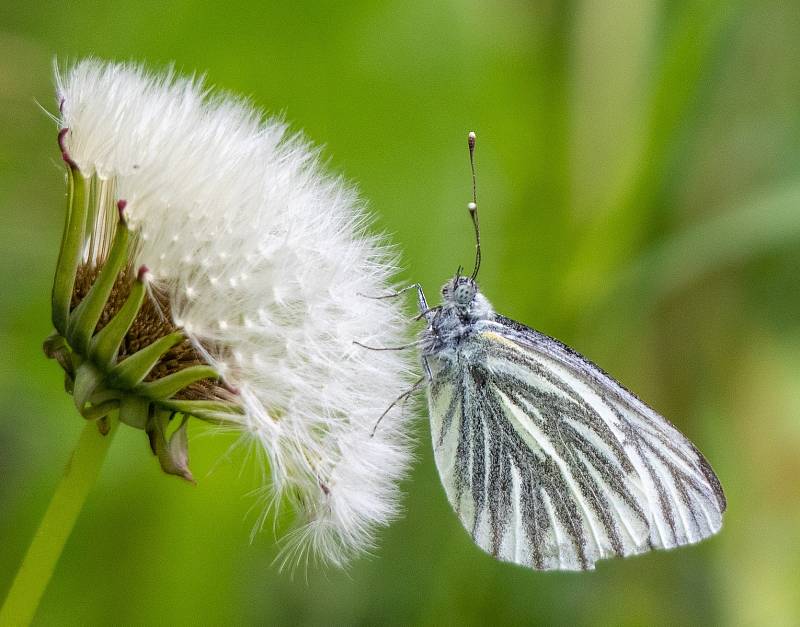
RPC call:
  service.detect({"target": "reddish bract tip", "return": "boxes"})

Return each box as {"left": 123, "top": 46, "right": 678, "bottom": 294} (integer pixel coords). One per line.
{"left": 57, "top": 128, "right": 69, "bottom": 151}
{"left": 117, "top": 199, "right": 128, "bottom": 223}
{"left": 222, "top": 379, "right": 240, "bottom": 395}
{"left": 137, "top": 265, "right": 150, "bottom": 281}
{"left": 58, "top": 128, "right": 78, "bottom": 170}
{"left": 62, "top": 153, "right": 78, "bottom": 170}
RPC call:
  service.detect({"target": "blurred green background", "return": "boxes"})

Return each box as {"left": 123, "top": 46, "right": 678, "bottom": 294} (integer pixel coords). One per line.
{"left": 1, "top": 1, "right": 799, "bottom": 625}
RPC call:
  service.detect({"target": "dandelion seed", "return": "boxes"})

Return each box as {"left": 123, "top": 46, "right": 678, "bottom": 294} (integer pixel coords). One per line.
{"left": 48, "top": 59, "right": 414, "bottom": 567}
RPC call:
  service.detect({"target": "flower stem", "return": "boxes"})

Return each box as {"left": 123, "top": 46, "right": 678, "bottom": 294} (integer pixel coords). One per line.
{"left": 0, "top": 418, "right": 118, "bottom": 626}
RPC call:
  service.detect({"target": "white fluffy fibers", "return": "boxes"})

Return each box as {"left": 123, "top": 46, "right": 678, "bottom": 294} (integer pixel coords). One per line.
{"left": 55, "top": 59, "right": 415, "bottom": 567}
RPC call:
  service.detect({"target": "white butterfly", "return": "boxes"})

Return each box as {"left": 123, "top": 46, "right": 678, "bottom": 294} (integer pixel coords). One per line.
{"left": 406, "top": 132, "right": 725, "bottom": 571}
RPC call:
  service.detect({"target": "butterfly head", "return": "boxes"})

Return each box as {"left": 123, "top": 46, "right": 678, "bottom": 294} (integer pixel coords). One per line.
{"left": 447, "top": 275, "right": 477, "bottom": 306}
{"left": 441, "top": 275, "right": 493, "bottom": 322}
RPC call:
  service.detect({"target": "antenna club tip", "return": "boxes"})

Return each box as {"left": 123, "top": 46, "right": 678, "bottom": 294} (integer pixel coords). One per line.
{"left": 468, "top": 202, "right": 477, "bottom": 211}
{"left": 468, "top": 131, "right": 476, "bottom": 149}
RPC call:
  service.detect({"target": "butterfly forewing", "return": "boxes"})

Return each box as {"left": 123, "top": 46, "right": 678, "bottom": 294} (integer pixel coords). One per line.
{"left": 427, "top": 314, "right": 726, "bottom": 571}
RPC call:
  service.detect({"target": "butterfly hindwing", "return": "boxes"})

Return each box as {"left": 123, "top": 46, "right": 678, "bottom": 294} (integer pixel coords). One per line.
{"left": 427, "top": 314, "right": 726, "bottom": 571}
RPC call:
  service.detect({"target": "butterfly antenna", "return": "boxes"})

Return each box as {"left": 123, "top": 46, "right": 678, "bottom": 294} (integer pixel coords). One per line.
{"left": 467, "top": 131, "right": 481, "bottom": 280}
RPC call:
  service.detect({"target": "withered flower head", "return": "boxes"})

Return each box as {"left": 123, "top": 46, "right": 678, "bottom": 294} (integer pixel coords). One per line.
{"left": 46, "top": 59, "right": 414, "bottom": 567}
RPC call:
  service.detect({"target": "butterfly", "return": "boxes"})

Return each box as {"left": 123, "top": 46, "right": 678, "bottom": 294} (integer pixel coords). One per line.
{"left": 403, "top": 132, "right": 726, "bottom": 571}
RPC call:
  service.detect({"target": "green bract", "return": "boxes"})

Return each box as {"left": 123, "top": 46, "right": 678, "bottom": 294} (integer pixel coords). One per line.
{"left": 45, "top": 130, "right": 241, "bottom": 482}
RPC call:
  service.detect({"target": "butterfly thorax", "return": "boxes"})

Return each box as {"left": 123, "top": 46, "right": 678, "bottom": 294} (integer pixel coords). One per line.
{"left": 421, "top": 276, "right": 494, "bottom": 360}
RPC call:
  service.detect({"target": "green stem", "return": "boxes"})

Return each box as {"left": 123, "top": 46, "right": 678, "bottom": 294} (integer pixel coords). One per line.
{"left": 0, "top": 418, "right": 118, "bottom": 626}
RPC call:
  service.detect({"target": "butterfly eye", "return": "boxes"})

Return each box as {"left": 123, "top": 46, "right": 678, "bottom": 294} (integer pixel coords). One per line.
{"left": 453, "top": 283, "right": 475, "bottom": 305}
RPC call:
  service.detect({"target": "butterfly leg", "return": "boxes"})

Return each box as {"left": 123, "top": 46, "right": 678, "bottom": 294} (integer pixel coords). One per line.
{"left": 353, "top": 284, "right": 430, "bottom": 351}
{"left": 414, "top": 283, "right": 428, "bottom": 310}
{"left": 413, "top": 285, "right": 440, "bottom": 324}
{"left": 357, "top": 282, "right": 423, "bottom": 300}
{"left": 370, "top": 375, "right": 426, "bottom": 437}
{"left": 422, "top": 356, "right": 433, "bottom": 382}
{"left": 353, "top": 339, "right": 423, "bottom": 351}
{"left": 357, "top": 283, "right": 436, "bottom": 323}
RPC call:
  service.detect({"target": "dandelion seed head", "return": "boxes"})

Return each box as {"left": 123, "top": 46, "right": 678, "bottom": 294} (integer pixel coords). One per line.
{"left": 56, "top": 58, "right": 415, "bottom": 567}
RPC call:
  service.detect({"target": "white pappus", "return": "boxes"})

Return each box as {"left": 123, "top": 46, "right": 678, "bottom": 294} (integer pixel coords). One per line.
{"left": 54, "top": 59, "right": 415, "bottom": 568}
